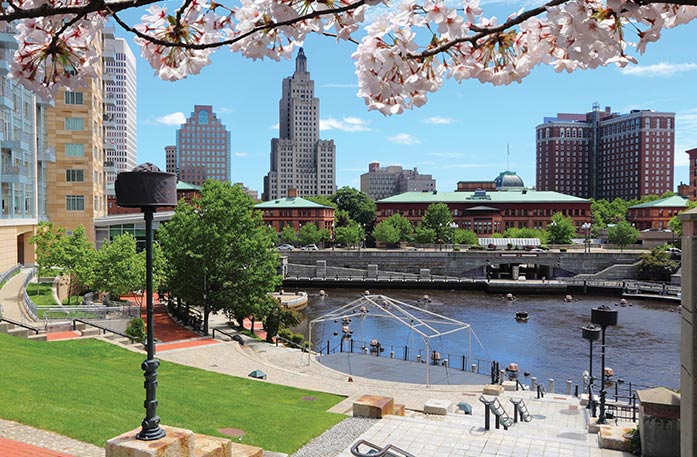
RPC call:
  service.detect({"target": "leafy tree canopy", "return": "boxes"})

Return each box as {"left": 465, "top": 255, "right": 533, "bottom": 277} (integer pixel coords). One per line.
{"left": 330, "top": 187, "right": 376, "bottom": 229}
{"left": 421, "top": 203, "right": 453, "bottom": 243}
{"left": 546, "top": 213, "right": 576, "bottom": 245}
{"left": 607, "top": 220, "right": 640, "bottom": 251}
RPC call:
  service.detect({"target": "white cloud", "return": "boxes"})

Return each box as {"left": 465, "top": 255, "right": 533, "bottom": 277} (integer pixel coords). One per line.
{"left": 270, "top": 123, "right": 279, "bottom": 130}
{"left": 320, "top": 117, "right": 371, "bottom": 132}
{"left": 620, "top": 62, "right": 697, "bottom": 77}
{"left": 234, "top": 151, "right": 248, "bottom": 157}
{"left": 154, "top": 112, "right": 186, "bottom": 125}
{"left": 430, "top": 152, "right": 464, "bottom": 159}
{"left": 425, "top": 116, "right": 455, "bottom": 125}
{"left": 388, "top": 133, "right": 421, "bottom": 145}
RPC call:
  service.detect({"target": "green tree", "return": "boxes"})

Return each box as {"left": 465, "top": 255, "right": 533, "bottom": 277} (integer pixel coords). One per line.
{"left": 261, "top": 296, "right": 302, "bottom": 343}
{"left": 607, "top": 220, "right": 639, "bottom": 252}
{"left": 280, "top": 225, "right": 298, "bottom": 245}
{"left": 303, "top": 195, "right": 337, "bottom": 208}
{"left": 61, "top": 225, "right": 97, "bottom": 305}
{"left": 298, "top": 223, "right": 321, "bottom": 246}
{"left": 125, "top": 317, "right": 146, "bottom": 343}
{"left": 92, "top": 233, "right": 143, "bottom": 301}
{"left": 453, "top": 229, "right": 477, "bottom": 245}
{"left": 668, "top": 200, "right": 697, "bottom": 237}
{"left": 373, "top": 220, "right": 401, "bottom": 246}
{"left": 384, "top": 214, "right": 413, "bottom": 242}
{"left": 638, "top": 247, "right": 678, "bottom": 282}
{"left": 159, "top": 181, "right": 282, "bottom": 334}
{"left": 330, "top": 187, "right": 376, "bottom": 228}
{"left": 503, "top": 227, "right": 547, "bottom": 243}
{"left": 414, "top": 225, "right": 436, "bottom": 244}
{"left": 29, "top": 221, "right": 66, "bottom": 282}
{"left": 421, "top": 203, "right": 453, "bottom": 243}
{"left": 334, "top": 222, "right": 362, "bottom": 247}
{"left": 545, "top": 213, "right": 576, "bottom": 245}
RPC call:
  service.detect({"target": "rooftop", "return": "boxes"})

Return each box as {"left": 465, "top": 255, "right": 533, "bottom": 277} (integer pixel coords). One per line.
{"left": 629, "top": 195, "right": 688, "bottom": 209}
{"left": 255, "top": 196, "right": 333, "bottom": 209}
{"left": 377, "top": 190, "right": 589, "bottom": 204}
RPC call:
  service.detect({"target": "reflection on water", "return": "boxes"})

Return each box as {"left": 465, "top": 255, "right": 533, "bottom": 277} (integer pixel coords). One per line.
{"left": 297, "top": 288, "right": 680, "bottom": 389}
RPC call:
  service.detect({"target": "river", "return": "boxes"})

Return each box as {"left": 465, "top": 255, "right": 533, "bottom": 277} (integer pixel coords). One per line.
{"left": 297, "top": 288, "right": 681, "bottom": 389}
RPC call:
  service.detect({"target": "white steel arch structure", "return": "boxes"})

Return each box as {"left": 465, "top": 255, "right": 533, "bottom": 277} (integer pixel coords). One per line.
{"left": 309, "top": 294, "right": 474, "bottom": 387}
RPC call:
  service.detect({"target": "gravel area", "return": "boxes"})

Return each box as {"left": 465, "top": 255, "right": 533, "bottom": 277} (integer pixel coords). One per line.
{"left": 290, "top": 417, "right": 378, "bottom": 457}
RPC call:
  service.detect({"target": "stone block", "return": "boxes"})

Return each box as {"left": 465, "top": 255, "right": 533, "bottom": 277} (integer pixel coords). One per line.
{"left": 502, "top": 380, "right": 517, "bottom": 391}
{"left": 424, "top": 399, "right": 451, "bottom": 415}
{"left": 228, "top": 443, "right": 264, "bottom": 457}
{"left": 0, "top": 322, "right": 10, "bottom": 333}
{"left": 483, "top": 384, "right": 504, "bottom": 396}
{"left": 353, "top": 395, "right": 394, "bottom": 418}
{"left": 106, "top": 426, "right": 194, "bottom": 457}
{"left": 28, "top": 333, "right": 48, "bottom": 342}
{"left": 81, "top": 328, "right": 102, "bottom": 337}
{"left": 8, "top": 328, "right": 29, "bottom": 338}
{"left": 391, "top": 404, "right": 405, "bottom": 416}
{"left": 598, "top": 425, "right": 634, "bottom": 452}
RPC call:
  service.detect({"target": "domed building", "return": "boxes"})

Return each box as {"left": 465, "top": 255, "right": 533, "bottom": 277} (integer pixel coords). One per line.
{"left": 495, "top": 171, "right": 525, "bottom": 191}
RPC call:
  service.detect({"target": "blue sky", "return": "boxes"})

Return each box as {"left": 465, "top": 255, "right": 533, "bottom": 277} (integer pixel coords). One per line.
{"left": 117, "top": 8, "right": 697, "bottom": 196}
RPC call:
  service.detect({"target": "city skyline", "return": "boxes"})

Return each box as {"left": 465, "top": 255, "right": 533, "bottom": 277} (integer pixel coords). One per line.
{"left": 121, "top": 17, "right": 697, "bottom": 196}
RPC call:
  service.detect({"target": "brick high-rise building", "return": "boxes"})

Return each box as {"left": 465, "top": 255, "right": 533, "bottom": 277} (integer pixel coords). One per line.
{"left": 175, "top": 105, "right": 231, "bottom": 186}
{"left": 360, "top": 162, "right": 436, "bottom": 201}
{"left": 685, "top": 147, "right": 697, "bottom": 200}
{"left": 263, "top": 48, "right": 336, "bottom": 200}
{"left": 536, "top": 103, "right": 675, "bottom": 200}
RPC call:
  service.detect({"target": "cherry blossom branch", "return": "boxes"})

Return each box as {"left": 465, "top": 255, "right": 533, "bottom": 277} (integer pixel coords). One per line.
{"left": 0, "top": 0, "right": 161, "bottom": 21}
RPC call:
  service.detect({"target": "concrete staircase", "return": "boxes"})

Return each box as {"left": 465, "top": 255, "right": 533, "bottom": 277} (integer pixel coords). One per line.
{"left": 0, "top": 321, "right": 42, "bottom": 340}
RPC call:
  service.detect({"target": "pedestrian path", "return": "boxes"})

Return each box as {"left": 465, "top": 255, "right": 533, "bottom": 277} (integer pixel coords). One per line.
{"left": 0, "top": 419, "right": 103, "bottom": 457}
{"left": 0, "top": 268, "right": 34, "bottom": 323}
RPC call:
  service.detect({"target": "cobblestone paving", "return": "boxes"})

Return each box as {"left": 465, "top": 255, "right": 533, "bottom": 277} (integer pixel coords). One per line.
{"left": 0, "top": 419, "right": 104, "bottom": 457}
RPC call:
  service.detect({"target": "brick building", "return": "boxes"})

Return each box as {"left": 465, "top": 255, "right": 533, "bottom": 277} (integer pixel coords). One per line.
{"left": 627, "top": 195, "right": 688, "bottom": 231}
{"left": 107, "top": 181, "right": 200, "bottom": 215}
{"left": 255, "top": 188, "right": 334, "bottom": 233}
{"left": 376, "top": 190, "right": 591, "bottom": 236}
{"left": 536, "top": 103, "right": 675, "bottom": 200}
{"left": 684, "top": 147, "right": 697, "bottom": 200}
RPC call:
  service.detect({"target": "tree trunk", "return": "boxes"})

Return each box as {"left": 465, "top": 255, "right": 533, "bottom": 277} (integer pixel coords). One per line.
{"left": 203, "top": 304, "right": 210, "bottom": 335}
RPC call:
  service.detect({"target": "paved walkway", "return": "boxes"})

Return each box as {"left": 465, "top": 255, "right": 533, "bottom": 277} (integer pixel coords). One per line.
{"left": 0, "top": 268, "right": 34, "bottom": 323}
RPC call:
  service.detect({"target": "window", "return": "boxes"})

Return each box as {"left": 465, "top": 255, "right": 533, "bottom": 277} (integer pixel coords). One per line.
{"left": 65, "top": 117, "right": 84, "bottom": 130}
{"left": 64, "top": 91, "right": 84, "bottom": 105}
{"left": 66, "top": 195, "right": 85, "bottom": 211}
{"left": 65, "top": 143, "right": 85, "bottom": 157}
{"left": 66, "top": 169, "right": 84, "bottom": 182}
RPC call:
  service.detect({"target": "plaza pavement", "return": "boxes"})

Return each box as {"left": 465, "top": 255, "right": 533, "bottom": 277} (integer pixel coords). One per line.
{"left": 1, "top": 274, "right": 635, "bottom": 457}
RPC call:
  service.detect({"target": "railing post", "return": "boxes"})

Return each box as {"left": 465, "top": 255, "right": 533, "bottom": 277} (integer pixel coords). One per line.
{"left": 632, "top": 394, "right": 637, "bottom": 422}
{"left": 326, "top": 340, "right": 330, "bottom": 355}
{"left": 484, "top": 404, "right": 490, "bottom": 430}
{"left": 404, "top": 345, "right": 408, "bottom": 361}
{"left": 462, "top": 355, "right": 466, "bottom": 371}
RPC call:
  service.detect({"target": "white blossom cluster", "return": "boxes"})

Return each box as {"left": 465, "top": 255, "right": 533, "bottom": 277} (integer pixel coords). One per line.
{"left": 5, "top": 0, "right": 697, "bottom": 113}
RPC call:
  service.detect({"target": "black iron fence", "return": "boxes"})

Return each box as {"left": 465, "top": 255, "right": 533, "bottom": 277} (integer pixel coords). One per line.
{"left": 313, "top": 337, "right": 494, "bottom": 378}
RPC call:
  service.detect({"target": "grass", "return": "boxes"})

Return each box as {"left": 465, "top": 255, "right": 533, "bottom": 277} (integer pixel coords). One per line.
{"left": 24, "top": 283, "right": 59, "bottom": 306}
{"left": 0, "top": 334, "right": 345, "bottom": 453}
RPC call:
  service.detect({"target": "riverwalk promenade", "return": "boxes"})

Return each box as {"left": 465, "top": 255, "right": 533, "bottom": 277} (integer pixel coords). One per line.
{"left": 1, "top": 270, "right": 635, "bottom": 457}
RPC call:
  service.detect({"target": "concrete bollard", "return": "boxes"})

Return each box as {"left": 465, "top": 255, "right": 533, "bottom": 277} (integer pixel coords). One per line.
{"left": 548, "top": 379, "right": 555, "bottom": 393}
{"left": 531, "top": 377, "right": 537, "bottom": 390}
{"left": 566, "top": 379, "right": 573, "bottom": 395}
{"left": 416, "top": 355, "right": 421, "bottom": 363}
{"left": 471, "top": 364, "right": 477, "bottom": 373}
{"left": 390, "top": 351, "right": 395, "bottom": 359}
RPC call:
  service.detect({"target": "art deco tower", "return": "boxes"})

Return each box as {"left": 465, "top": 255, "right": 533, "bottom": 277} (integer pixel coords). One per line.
{"left": 263, "top": 48, "right": 336, "bottom": 200}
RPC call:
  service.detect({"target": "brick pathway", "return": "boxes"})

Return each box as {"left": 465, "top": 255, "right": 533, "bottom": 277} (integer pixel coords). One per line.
{"left": 0, "top": 437, "right": 75, "bottom": 457}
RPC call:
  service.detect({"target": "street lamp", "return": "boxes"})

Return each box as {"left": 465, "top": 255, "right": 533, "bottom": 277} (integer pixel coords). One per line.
{"left": 590, "top": 305, "right": 618, "bottom": 425}
{"left": 581, "top": 324, "right": 601, "bottom": 412}
{"left": 582, "top": 222, "right": 592, "bottom": 253}
{"left": 115, "top": 164, "right": 177, "bottom": 441}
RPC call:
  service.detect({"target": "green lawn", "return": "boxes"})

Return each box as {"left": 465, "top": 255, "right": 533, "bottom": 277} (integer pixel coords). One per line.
{"left": 0, "top": 334, "right": 345, "bottom": 453}
{"left": 24, "top": 283, "right": 59, "bottom": 306}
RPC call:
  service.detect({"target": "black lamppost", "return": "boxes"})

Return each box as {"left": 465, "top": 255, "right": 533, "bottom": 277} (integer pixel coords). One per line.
{"left": 582, "top": 222, "right": 592, "bottom": 253}
{"left": 581, "top": 324, "right": 601, "bottom": 412}
{"left": 590, "top": 305, "right": 618, "bottom": 424}
{"left": 115, "top": 164, "right": 177, "bottom": 441}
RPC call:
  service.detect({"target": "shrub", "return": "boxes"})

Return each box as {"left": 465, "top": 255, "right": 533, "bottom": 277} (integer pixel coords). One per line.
{"left": 559, "top": 248, "right": 567, "bottom": 252}
{"left": 278, "top": 328, "right": 293, "bottom": 341}
{"left": 125, "top": 317, "right": 146, "bottom": 343}
{"left": 627, "top": 426, "right": 641, "bottom": 456}
{"left": 453, "top": 246, "right": 461, "bottom": 251}
{"left": 291, "top": 333, "right": 304, "bottom": 345}
{"left": 470, "top": 245, "right": 485, "bottom": 250}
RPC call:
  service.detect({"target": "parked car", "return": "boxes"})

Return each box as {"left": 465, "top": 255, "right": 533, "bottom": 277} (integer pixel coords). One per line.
{"left": 277, "top": 244, "right": 294, "bottom": 251}
{"left": 301, "top": 244, "right": 319, "bottom": 251}
{"left": 530, "top": 248, "right": 545, "bottom": 252}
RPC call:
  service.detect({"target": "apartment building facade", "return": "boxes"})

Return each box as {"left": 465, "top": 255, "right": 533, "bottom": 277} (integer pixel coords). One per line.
{"left": 263, "top": 48, "right": 336, "bottom": 200}
{"left": 360, "top": 162, "right": 436, "bottom": 200}
{"left": 536, "top": 103, "right": 675, "bottom": 200}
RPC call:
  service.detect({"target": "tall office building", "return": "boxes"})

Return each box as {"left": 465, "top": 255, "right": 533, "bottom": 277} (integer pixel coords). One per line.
{"left": 174, "top": 105, "right": 231, "bottom": 186}
{"left": 165, "top": 145, "right": 177, "bottom": 175}
{"left": 103, "top": 28, "right": 137, "bottom": 190}
{"left": 45, "top": 31, "right": 110, "bottom": 243}
{"left": 360, "top": 162, "right": 436, "bottom": 201}
{"left": 263, "top": 48, "right": 336, "bottom": 200}
{"left": 0, "top": 24, "right": 53, "bottom": 269}
{"left": 536, "top": 103, "right": 675, "bottom": 200}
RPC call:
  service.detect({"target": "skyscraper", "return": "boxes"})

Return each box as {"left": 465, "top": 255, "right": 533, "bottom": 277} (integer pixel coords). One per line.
{"left": 536, "top": 104, "right": 675, "bottom": 200}
{"left": 263, "top": 48, "right": 336, "bottom": 200}
{"left": 360, "top": 162, "right": 436, "bottom": 201}
{"left": 175, "top": 105, "right": 231, "bottom": 186}
{"left": 103, "top": 28, "right": 137, "bottom": 190}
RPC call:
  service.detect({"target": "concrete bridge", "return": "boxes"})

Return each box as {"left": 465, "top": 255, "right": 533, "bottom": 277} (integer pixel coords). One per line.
{"left": 283, "top": 249, "right": 643, "bottom": 280}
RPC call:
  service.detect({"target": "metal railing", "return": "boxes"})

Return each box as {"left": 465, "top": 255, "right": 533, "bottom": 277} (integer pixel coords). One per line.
{"left": 71, "top": 318, "right": 139, "bottom": 343}
{"left": 350, "top": 440, "right": 415, "bottom": 457}
{"left": 314, "top": 337, "right": 493, "bottom": 377}
{"left": 22, "top": 268, "right": 38, "bottom": 320}
{"left": 34, "top": 304, "right": 140, "bottom": 320}
{"left": 0, "top": 264, "right": 21, "bottom": 288}
{"left": 0, "top": 316, "right": 40, "bottom": 334}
